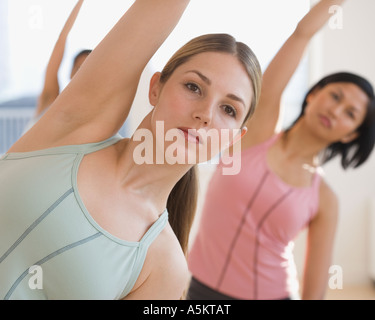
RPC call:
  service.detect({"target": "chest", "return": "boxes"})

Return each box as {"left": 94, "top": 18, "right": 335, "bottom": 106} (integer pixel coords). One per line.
{"left": 76, "top": 153, "right": 155, "bottom": 243}
{"left": 266, "top": 143, "right": 315, "bottom": 188}
{"left": 208, "top": 144, "right": 320, "bottom": 243}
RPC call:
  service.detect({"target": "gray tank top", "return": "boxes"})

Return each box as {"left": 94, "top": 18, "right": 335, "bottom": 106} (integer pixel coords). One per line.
{"left": 0, "top": 135, "right": 168, "bottom": 299}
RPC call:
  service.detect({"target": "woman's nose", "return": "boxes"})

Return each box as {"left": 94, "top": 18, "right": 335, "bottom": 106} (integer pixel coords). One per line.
{"left": 193, "top": 101, "right": 214, "bottom": 126}
{"left": 328, "top": 103, "right": 344, "bottom": 118}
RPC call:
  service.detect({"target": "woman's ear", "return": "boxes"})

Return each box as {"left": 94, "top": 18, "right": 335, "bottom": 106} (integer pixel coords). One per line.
{"left": 305, "top": 86, "right": 321, "bottom": 104}
{"left": 229, "top": 126, "right": 248, "bottom": 147}
{"left": 224, "top": 127, "right": 248, "bottom": 157}
{"left": 149, "top": 72, "right": 162, "bottom": 107}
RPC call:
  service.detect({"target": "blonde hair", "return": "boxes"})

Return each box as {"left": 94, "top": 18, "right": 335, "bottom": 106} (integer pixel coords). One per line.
{"left": 162, "top": 34, "right": 262, "bottom": 255}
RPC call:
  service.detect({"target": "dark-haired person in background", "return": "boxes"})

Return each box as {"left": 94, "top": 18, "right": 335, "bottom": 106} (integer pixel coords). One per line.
{"left": 187, "top": 0, "right": 375, "bottom": 300}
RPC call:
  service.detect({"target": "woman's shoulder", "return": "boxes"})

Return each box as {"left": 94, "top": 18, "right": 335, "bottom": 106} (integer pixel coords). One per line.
{"left": 241, "top": 131, "right": 281, "bottom": 155}
{"left": 152, "top": 223, "right": 189, "bottom": 283}
{"left": 318, "top": 178, "right": 338, "bottom": 202}
{"left": 149, "top": 222, "right": 189, "bottom": 297}
{"left": 316, "top": 177, "right": 339, "bottom": 218}
{"left": 127, "top": 223, "right": 189, "bottom": 299}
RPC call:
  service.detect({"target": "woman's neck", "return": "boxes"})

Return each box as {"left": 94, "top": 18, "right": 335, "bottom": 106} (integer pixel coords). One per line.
{"left": 113, "top": 125, "right": 193, "bottom": 214}
{"left": 281, "top": 120, "right": 329, "bottom": 166}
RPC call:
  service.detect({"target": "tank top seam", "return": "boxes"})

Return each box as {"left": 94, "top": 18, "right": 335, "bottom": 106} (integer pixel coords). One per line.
{"left": 71, "top": 152, "right": 168, "bottom": 247}
{"left": 1, "top": 134, "right": 170, "bottom": 299}
{"left": 4, "top": 232, "right": 102, "bottom": 300}
{"left": 118, "top": 213, "right": 169, "bottom": 298}
{"left": 2, "top": 134, "right": 123, "bottom": 160}
{"left": 214, "top": 134, "right": 320, "bottom": 299}
{"left": 216, "top": 170, "right": 269, "bottom": 291}
{"left": 253, "top": 188, "right": 294, "bottom": 300}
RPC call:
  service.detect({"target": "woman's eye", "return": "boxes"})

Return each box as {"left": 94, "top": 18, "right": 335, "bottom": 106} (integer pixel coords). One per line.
{"left": 223, "top": 105, "right": 237, "bottom": 118}
{"left": 331, "top": 92, "right": 340, "bottom": 101}
{"left": 346, "top": 110, "right": 355, "bottom": 119}
{"left": 185, "top": 83, "right": 201, "bottom": 94}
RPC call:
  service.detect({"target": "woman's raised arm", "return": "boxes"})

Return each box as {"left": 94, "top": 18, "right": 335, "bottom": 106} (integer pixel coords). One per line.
{"left": 242, "top": 0, "right": 346, "bottom": 149}
{"left": 17, "top": 0, "right": 190, "bottom": 151}
{"left": 36, "top": 0, "right": 85, "bottom": 118}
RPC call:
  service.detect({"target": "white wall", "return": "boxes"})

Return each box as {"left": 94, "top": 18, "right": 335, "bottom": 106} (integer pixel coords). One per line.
{"left": 294, "top": 0, "right": 375, "bottom": 287}
{"left": 0, "top": 0, "right": 10, "bottom": 93}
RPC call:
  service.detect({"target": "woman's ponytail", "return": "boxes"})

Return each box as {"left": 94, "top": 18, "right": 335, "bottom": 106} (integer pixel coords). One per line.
{"left": 167, "top": 166, "right": 198, "bottom": 255}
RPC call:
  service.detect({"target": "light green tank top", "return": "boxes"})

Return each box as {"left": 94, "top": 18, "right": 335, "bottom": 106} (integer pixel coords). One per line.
{"left": 0, "top": 136, "right": 168, "bottom": 300}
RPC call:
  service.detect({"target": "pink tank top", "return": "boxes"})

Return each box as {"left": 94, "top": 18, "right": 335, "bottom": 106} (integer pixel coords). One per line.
{"left": 188, "top": 134, "right": 321, "bottom": 299}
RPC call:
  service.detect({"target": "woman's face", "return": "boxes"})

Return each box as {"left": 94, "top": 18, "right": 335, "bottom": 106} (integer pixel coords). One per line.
{"left": 149, "top": 51, "right": 253, "bottom": 164}
{"left": 303, "top": 82, "right": 369, "bottom": 144}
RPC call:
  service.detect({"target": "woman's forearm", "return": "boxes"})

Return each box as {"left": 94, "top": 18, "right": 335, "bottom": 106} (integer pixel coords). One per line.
{"left": 295, "top": 0, "right": 346, "bottom": 39}
{"left": 47, "top": 0, "right": 191, "bottom": 142}
{"left": 37, "top": 0, "right": 85, "bottom": 115}
{"left": 59, "top": 0, "right": 84, "bottom": 38}
{"left": 66, "top": 0, "right": 191, "bottom": 119}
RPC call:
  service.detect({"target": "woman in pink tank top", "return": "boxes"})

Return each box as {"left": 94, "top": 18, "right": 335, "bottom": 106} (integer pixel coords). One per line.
{"left": 187, "top": 0, "right": 375, "bottom": 300}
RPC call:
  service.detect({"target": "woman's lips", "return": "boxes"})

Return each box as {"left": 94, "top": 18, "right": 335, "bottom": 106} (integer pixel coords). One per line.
{"left": 319, "top": 115, "right": 332, "bottom": 128}
{"left": 178, "top": 128, "right": 202, "bottom": 144}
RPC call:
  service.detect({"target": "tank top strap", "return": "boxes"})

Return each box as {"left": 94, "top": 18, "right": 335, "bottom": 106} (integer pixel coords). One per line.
{"left": 309, "top": 167, "right": 323, "bottom": 219}
{"left": 79, "top": 134, "right": 123, "bottom": 155}
{"left": 264, "top": 132, "right": 282, "bottom": 149}
{"left": 119, "top": 210, "right": 169, "bottom": 296}
{"left": 139, "top": 210, "right": 169, "bottom": 246}
{"left": 2, "top": 134, "right": 123, "bottom": 160}
{"left": 254, "top": 133, "right": 282, "bottom": 155}
{"left": 240, "top": 133, "right": 282, "bottom": 159}
{"left": 312, "top": 167, "right": 323, "bottom": 190}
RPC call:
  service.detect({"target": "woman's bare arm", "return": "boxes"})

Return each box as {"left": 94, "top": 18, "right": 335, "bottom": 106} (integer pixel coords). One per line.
{"left": 123, "top": 226, "right": 189, "bottom": 300}
{"left": 12, "top": 0, "right": 190, "bottom": 152}
{"left": 242, "top": 0, "right": 346, "bottom": 149}
{"left": 36, "top": 0, "right": 85, "bottom": 117}
{"left": 302, "top": 180, "right": 339, "bottom": 299}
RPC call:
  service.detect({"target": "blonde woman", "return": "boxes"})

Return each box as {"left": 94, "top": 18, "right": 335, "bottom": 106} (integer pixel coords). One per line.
{"left": 0, "top": 0, "right": 262, "bottom": 300}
